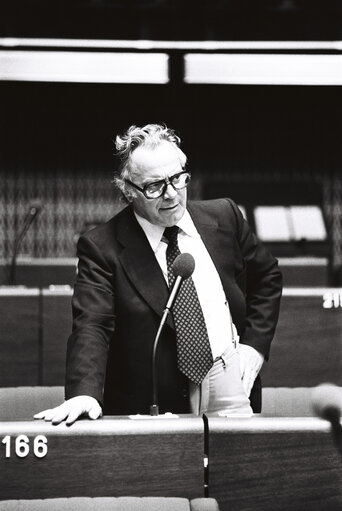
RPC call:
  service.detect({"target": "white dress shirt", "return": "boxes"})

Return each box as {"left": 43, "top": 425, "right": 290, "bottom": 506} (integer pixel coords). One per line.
{"left": 134, "top": 209, "right": 237, "bottom": 360}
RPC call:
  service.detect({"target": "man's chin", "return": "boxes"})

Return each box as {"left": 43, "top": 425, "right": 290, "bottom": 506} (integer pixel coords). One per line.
{"left": 160, "top": 205, "right": 185, "bottom": 226}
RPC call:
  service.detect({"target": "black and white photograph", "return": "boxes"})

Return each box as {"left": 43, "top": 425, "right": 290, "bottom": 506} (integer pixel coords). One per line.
{"left": 0, "top": 2, "right": 342, "bottom": 510}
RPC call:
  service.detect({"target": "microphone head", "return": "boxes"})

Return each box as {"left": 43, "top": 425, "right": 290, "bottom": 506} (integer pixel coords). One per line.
{"left": 311, "top": 383, "right": 342, "bottom": 422}
{"left": 172, "top": 253, "right": 195, "bottom": 279}
{"left": 29, "top": 200, "right": 43, "bottom": 214}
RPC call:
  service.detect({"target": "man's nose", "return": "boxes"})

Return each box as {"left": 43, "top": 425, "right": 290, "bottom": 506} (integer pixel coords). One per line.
{"left": 163, "top": 183, "right": 177, "bottom": 199}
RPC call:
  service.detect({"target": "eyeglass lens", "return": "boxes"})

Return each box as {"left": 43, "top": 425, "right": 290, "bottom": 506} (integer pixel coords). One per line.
{"left": 145, "top": 172, "right": 190, "bottom": 198}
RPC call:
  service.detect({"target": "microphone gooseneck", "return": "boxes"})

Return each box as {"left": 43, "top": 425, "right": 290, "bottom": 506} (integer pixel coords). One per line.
{"left": 8, "top": 201, "right": 43, "bottom": 285}
{"left": 311, "top": 383, "right": 342, "bottom": 456}
{"left": 150, "top": 253, "right": 195, "bottom": 416}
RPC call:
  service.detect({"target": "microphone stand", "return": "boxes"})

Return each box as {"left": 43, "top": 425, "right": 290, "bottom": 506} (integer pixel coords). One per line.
{"left": 150, "top": 275, "right": 183, "bottom": 416}
{"left": 150, "top": 313, "right": 168, "bottom": 416}
{"left": 324, "top": 406, "right": 342, "bottom": 457}
{"left": 8, "top": 204, "right": 41, "bottom": 285}
{"left": 311, "top": 383, "right": 342, "bottom": 458}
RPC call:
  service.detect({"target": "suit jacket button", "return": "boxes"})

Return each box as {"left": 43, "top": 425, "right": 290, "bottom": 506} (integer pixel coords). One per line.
{"left": 182, "top": 388, "right": 188, "bottom": 398}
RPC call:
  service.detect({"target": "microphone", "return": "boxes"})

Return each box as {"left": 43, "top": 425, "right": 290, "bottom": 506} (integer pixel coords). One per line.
{"left": 163, "top": 253, "right": 195, "bottom": 314}
{"left": 311, "top": 383, "right": 342, "bottom": 456}
{"left": 8, "top": 200, "right": 43, "bottom": 285}
{"left": 150, "top": 253, "right": 195, "bottom": 416}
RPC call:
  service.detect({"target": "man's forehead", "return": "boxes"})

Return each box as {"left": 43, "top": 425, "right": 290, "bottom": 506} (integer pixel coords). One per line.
{"left": 130, "top": 142, "right": 181, "bottom": 174}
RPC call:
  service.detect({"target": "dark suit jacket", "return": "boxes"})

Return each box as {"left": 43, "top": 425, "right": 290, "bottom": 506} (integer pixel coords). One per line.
{"left": 65, "top": 198, "right": 282, "bottom": 415}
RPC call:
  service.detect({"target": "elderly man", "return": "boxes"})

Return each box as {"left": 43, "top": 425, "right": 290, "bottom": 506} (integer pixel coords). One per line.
{"left": 35, "top": 123, "right": 282, "bottom": 425}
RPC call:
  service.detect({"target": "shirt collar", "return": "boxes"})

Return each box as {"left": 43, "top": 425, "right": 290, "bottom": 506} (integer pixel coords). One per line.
{"left": 134, "top": 209, "right": 198, "bottom": 253}
{"left": 177, "top": 209, "right": 199, "bottom": 239}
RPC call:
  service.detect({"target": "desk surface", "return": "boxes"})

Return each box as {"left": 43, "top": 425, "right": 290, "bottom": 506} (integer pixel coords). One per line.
{"left": 0, "top": 415, "right": 203, "bottom": 435}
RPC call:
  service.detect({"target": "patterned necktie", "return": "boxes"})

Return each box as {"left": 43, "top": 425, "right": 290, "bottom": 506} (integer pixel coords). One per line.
{"left": 163, "top": 226, "right": 213, "bottom": 385}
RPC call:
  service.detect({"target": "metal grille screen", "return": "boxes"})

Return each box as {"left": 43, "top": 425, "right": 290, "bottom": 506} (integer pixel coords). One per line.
{"left": 1, "top": 168, "right": 341, "bottom": 271}
{"left": 0, "top": 169, "right": 122, "bottom": 261}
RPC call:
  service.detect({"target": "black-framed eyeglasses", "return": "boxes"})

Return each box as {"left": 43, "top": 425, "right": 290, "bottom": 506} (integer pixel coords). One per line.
{"left": 125, "top": 170, "right": 191, "bottom": 199}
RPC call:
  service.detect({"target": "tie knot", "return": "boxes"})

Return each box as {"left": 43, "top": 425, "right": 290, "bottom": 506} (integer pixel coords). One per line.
{"left": 163, "top": 226, "right": 179, "bottom": 244}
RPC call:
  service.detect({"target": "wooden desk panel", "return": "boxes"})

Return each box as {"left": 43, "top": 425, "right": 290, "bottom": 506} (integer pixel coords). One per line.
{"left": 207, "top": 416, "right": 342, "bottom": 511}
{"left": 39, "top": 287, "right": 342, "bottom": 389}
{"left": 1, "top": 287, "right": 341, "bottom": 388}
{"left": 0, "top": 416, "right": 204, "bottom": 500}
{"left": 0, "top": 287, "right": 72, "bottom": 386}
{"left": 261, "top": 289, "right": 342, "bottom": 387}
{"left": 278, "top": 258, "right": 329, "bottom": 287}
{"left": 0, "top": 259, "right": 77, "bottom": 288}
{"left": 0, "top": 288, "right": 40, "bottom": 386}
{"left": 42, "top": 289, "right": 72, "bottom": 385}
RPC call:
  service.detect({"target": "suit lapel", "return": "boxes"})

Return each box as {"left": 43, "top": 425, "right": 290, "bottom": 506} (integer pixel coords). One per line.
{"left": 116, "top": 206, "right": 173, "bottom": 328}
{"left": 187, "top": 202, "right": 241, "bottom": 320}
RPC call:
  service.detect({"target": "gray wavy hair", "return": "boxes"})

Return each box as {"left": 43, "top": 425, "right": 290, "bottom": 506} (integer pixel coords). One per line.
{"left": 113, "top": 123, "right": 187, "bottom": 202}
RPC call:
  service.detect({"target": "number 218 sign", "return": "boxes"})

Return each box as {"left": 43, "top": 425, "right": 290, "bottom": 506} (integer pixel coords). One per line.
{"left": 323, "top": 292, "right": 342, "bottom": 309}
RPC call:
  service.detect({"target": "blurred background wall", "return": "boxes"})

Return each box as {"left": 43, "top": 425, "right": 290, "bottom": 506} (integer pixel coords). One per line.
{"left": 0, "top": 0, "right": 342, "bottom": 281}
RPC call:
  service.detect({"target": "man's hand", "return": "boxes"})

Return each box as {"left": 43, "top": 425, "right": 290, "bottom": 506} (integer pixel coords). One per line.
{"left": 238, "top": 344, "right": 264, "bottom": 397}
{"left": 33, "top": 395, "right": 102, "bottom": 426}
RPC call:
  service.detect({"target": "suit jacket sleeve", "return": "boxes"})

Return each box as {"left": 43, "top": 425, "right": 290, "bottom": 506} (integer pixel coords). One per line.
{"left": 65, "top": 233, "right": 115, "bottom": 404}
{"left": 227, "top": 198, "right": 282, "bottom": 360}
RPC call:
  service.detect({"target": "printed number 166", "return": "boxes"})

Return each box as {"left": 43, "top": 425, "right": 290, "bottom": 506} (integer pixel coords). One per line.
{"left": 1, "top": 435, "right": 48, "bottom": 458}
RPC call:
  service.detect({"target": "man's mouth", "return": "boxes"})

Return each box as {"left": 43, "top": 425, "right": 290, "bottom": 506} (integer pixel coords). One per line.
{"left": 160, "top": 204, "right": 178, "bottom": 211}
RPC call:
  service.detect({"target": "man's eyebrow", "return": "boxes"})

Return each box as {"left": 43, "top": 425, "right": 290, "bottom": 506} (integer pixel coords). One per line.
{"left": 141, "top": 168, "right": 184, "bottom": 185}
{"left": 141, "top": 176, "right": 164, "bottom": 185}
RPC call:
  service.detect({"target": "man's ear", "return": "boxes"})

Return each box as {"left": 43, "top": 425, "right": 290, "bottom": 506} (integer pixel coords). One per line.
{"left": 122, "top": 186, "right": 136, "bottom": 203}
